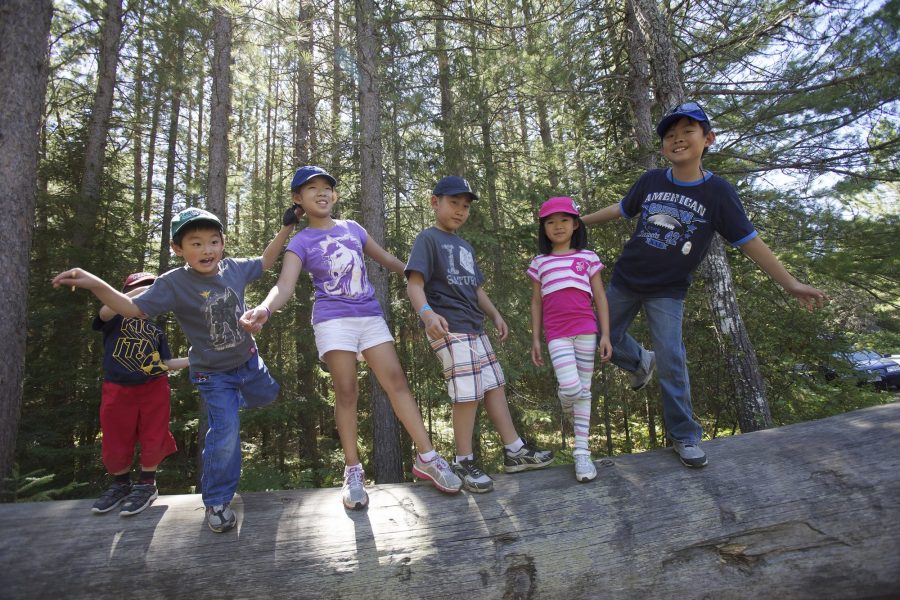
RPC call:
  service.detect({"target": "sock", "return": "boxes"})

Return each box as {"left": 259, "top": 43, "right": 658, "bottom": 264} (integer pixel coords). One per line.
{"left": 113, "top": 472, "right": 131, "bottom": 484}
{"left": 505, "top": 438, "right": 524, "bottom": 453}
{"left": 418, "top": 450, "right": 437, "bottom": 463}
{"left": 139, "top": 470, "right": 156, "bottom": 485}
{"left": 455, "top": 454, "right": 474, "bottom": 464}
{"left": 344, "top": 463, "right": 363, "bottom": 475}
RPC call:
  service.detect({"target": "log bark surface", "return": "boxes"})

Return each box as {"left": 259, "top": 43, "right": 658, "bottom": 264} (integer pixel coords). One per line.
{"left": 2, "top": 404, "right": 899, "bottom": 599}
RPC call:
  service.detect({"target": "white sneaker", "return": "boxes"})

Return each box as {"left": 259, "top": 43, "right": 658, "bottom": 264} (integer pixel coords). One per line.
{"left": 342, "top": 465, "right": 369, "bottom": 509}
{"left": 630, "top": 349, "right": 656, "bottom": 390}
{"left": 412, "top": 454, "right": 463, "bottom": 493}
{"left": 574, "top": 454, "right": 597, "bottom": 482}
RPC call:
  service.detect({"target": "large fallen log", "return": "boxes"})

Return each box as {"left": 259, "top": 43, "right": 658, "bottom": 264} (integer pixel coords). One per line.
{"left": 1, "top": 403, "right": 899, "bottom": 599}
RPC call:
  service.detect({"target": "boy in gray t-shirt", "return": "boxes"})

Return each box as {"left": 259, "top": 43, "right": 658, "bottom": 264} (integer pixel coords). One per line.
{"left": 53, "top": 206, "right": 298, "bottom": 532}
{"left": 406, "top": 176, "right": 554, "bottom": 493}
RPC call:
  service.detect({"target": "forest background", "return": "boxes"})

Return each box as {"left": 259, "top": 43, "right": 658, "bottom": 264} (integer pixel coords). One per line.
{"left": 0, "top": 0, "right": 897, "bottom": 501}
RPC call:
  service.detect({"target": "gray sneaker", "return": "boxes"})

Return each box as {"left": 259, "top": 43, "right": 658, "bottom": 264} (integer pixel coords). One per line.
{"left": 119, "top": 482, "right": 158, "bottom": 517}
{"left": 412, "top": 454, "right": 463, "bottom": 493}
{"left": 574, "top": 454, "right": 597, "bottom": 482}
{"left": 92, "top": 481, "right": 132, "bottom": 514}
{"left": 672, "top": 440, "right": 708, "bottom": 468}
{"left": 206, "top": 503, "right": 236, "bottom": 532}
{"left": 504, "top": 442, "right": 554, "bottom": 473}
{"left": 342, "top": 466, "right": 369, "bottom": 509}
{"left": 630, "top": 349, "right": 656, "bottom": 391}
{"left": 451, "top": 458, "right": 494, "bottom": 493}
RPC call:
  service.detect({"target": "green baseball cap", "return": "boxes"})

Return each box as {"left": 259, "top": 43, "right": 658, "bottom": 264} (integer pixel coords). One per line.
{"left": 171, "top": 207, "right": 223, "bottom": 240}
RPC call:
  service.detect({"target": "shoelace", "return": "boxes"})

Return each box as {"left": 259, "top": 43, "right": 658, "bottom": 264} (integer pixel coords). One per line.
{"left": 345, "top": 469, "right": 364, "bottom": 487}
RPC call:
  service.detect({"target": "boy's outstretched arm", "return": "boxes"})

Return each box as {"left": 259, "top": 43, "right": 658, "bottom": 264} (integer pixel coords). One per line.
{"left": 164, "top": 357, "right": 189, "bottom": 370}
{"left": 52, "top": 269, "right": 144, "bottom": 318}
{"left": 260, "top": 222, "right": 298, "bottom": 271}
{"left": 97, "top": 285, "right": 150, "bottom": 321}
{"left": 363, "top": 237, "right": 406, "bottom": 274}
{"left": 581, "top": 203, "right": 622, "bottom": 226}
{"left": 407, "top": 271, "right": 450, "bottom": 339}
{"left": 739, "top": 237, "right": 827, "bottom": 310}
{"left": 240, "top": 252, "right": 303, "bottom": 333}
{"left": 476, "top": 286, "right": 508, "bottom": 342}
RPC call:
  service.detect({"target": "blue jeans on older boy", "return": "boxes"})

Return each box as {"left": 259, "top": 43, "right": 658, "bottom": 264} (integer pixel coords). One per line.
{"left": 605, "top": 283, "right": 702, "bottom": 445}
{"left": 191, "top": 352, "right": 279, "bottom": 507}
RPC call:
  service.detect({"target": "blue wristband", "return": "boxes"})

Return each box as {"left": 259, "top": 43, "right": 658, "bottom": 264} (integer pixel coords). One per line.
{"left": 418, "top": 303, "right": 432, "bottom": 316}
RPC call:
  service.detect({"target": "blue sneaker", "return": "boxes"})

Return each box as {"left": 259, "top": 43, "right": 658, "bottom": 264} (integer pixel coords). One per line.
{"left": 672, "top": 440, "right": 708, "bottom": 468}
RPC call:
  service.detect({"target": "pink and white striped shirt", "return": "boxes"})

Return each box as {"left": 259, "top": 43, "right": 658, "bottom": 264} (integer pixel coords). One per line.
{"left": 527, "top": 250, "right": 604, "bottom": 297}
{"left": 528, "top": 250, "right": 606, "bottom": 341}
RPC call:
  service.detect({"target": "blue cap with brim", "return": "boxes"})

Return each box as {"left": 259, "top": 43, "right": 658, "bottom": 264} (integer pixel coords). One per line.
{"left": 291, "top": 166, "right": 337, "bottom": 191}
{"left": 433, "top": 175, "right": 478, "bottom": 200}
{"left": 656, "top": 101, "right": 710, "bottom": 137}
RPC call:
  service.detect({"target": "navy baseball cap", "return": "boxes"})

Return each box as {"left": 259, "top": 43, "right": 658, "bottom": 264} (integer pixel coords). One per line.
{"left": 291, "top": 166, "right": 337, "bottom": 191}
{"left": 432, "top": 175, "right": 478, "bottom": 200}
{"left": 656, "top": 101, "right": 711, "bottom": 137}
{"left": 171, "top": 207, "right": 223, "bottom": 240}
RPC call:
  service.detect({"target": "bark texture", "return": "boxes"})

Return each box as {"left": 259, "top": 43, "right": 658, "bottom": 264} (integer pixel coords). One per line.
{"left": 1, "top": 405, "right": 898, "bottom": 598}
{"left": 355, "top": 0, "right": 403, "bottom": 483}
{"left": 72, "top": 0, "right": 123, "bottom": 251}
{"left": 0, "top": 0, "right": 53, "bottom": 491}
{"left": 207, "top": 7, "right": 232, "bottom": 224}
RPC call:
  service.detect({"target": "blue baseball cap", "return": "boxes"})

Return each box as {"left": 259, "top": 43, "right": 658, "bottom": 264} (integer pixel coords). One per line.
{"left": 656, "top": 101, "right": 711, "bottom": 137}
{"left": 291, "top": 166, "right": 337, "bottom": 191}
{"left": 433, "top": 175, "right": 478, "bottom": 200}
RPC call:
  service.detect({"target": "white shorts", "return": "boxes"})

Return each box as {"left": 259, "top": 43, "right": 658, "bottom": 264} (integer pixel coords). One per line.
{"left": 313, "top": 316, "right": 394, "bottom": 359}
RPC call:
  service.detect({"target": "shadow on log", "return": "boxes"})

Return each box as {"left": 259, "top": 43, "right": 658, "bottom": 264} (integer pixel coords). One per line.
{"left": 1, "top": 403, "right": 899, "bottom": 599}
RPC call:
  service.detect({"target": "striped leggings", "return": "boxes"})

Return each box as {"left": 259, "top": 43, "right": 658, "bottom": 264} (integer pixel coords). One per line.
{"left": 548, "top": 334, "right": 596, "bottom": 455}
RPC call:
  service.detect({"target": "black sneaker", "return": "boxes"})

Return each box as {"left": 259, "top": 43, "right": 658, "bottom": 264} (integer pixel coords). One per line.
{"left": 119, "top": 482, "right": 159, "bottom": 516}
{"left": 451, "top": 458, "right": 494, "bottom": 493}
{"left": 92, "top": 481, "right": 132, "bottom": 514}
{"left": 504, "top": 442, "right": 553, "bottom": 473}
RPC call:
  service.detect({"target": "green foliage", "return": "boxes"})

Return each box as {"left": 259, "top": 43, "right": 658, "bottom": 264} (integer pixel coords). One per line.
{"left": 15, "top": 0, "right": 898, "bottom": 502}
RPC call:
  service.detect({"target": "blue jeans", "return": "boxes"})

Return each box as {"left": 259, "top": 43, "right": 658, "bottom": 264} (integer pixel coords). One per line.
{"left": 191, "top": 352, "right": 279, "bottom": 506}
{"left": 606, "top": 283, "right": 702, "bottom": 444}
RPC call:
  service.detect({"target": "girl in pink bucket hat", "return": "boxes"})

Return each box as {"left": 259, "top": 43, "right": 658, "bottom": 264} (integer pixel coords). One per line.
{"left": 527, "top": 197, "right": 612, "bottom": 482}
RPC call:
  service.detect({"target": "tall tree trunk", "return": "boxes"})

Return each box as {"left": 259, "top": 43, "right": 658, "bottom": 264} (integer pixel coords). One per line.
{"left": 294, "top": 1, "right": 314, "bottom": 167}
{"left": 330, "top": 0, "right": 342, "bottom": 171}
{"left": 0, "top": 0, "right": 53, "bottom": 493}
{"left": 159, "top": 43, "right": 185, "bottom": 273}
{"left": 630, "top": 0, "right": 773, "bottom": 432}
{"left": 522, "top": 0, "right": 557, "bottom": 189}
{"left": 207, "top": 7, "right": 232, "bottom": 224}
{"left": 131, "top": 0, "right": 146, "bottom": 226}
{"left": 624, "top": 0, "right": 655, "bottom": 170}
{"left": 356, "top": 0, "right": 403, "bottom": 483}
{"left": 434, "top": 1, "right": 461, "bottom": 175}
{"left": 72, "top": 0, "right": 123, "bottom": 252}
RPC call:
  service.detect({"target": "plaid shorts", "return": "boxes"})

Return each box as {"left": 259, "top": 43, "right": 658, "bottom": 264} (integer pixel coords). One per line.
{"left": 428, "top": 332, "right": 505, "bottom": 403}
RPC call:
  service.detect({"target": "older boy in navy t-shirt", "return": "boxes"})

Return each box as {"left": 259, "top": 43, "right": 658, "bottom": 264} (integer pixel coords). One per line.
{"left": 583, "top": 101, "right": 826, "bottom": 468}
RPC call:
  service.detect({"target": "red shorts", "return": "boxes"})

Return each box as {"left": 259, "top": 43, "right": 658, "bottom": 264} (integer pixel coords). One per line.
{"left": 100, "top": 376, "right": 177, "bottom": 473}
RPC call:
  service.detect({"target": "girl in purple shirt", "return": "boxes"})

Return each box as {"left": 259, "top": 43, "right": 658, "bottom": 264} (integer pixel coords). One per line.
{"left": 528, "top": 197, "right": 612, "bottom": 482}
{"left": 241, "top": 166, "right": 461, "bottom": 509}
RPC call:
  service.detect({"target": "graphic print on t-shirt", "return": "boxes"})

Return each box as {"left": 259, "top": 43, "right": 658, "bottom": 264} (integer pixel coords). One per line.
{"left": 637, "top": 191, "right": 708, "bottom": 256}
{"left": 319, "top": 234, "right": 366, "bottom": 297}
{"left": 442, "top": 243, "right": 478, "bottom": 286}
{"left": 113, "top": 318, "right": 169, "bottom": 375}
{"left": 201, "top": 287, "right": 245, "bottom": 350}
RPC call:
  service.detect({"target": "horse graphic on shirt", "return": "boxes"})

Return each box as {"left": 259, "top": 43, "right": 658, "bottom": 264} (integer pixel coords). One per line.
{"left": 320, "top": 235, "right": 366, "bottom": 297}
